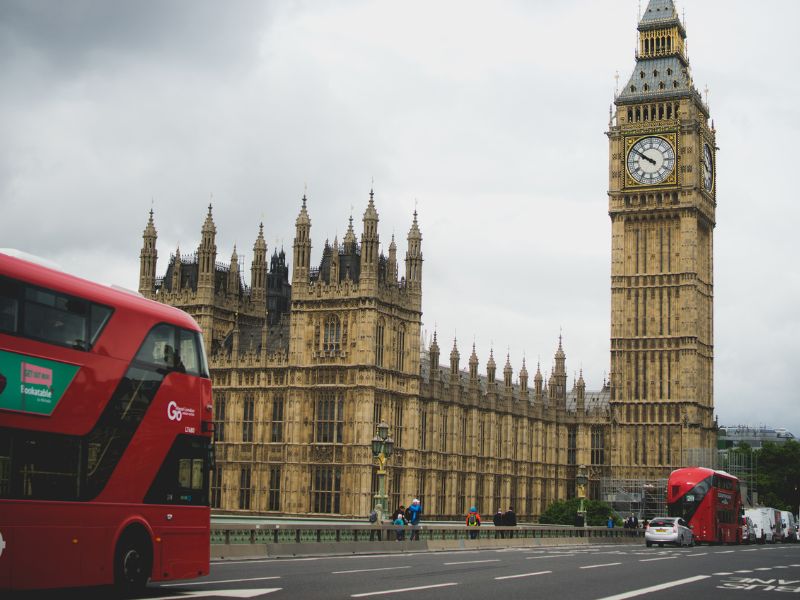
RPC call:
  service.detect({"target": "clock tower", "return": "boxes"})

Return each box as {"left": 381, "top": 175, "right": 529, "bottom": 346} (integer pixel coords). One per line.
{"left": 608, "top": 0, "right": 716, "bottom": 479}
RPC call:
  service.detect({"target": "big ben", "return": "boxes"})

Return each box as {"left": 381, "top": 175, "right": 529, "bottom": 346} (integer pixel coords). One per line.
{"left": 608, "top": 0, "right": 716, "bottom": 479}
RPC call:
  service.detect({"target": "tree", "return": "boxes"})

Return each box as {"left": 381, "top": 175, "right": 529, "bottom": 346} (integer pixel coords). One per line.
{"left": 538, "top": 498, "right": 620, "bottom": 526}
{"left": 754, "top": 440, "right": 800, "bottom": 511}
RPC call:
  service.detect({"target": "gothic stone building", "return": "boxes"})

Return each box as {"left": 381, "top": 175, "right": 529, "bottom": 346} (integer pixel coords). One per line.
{"left": 137, "top": 0, "right": 716, "bottom": 519}
{"left": 139, "top": 194, "right": 612, "bottom": 520}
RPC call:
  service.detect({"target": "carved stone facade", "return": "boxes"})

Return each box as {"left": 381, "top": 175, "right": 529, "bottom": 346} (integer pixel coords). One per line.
{"left": 139, "top": 193, "right": 612, "bottom": 520}
{"left": 137, "top": 0, "right": 716, "bottom": 519}
{"left": 607, "top": 0, "right": 717, "bottom": 479}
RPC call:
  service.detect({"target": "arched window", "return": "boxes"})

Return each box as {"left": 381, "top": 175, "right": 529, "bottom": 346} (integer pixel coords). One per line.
{"left": 375, "top": 319, "right": 385, "bottom": 367}
{"left": 396, "top": 324, "right": 406, "bottom": 371}
{"left": 324, "top": 315, "right": 341, "bottom": 352}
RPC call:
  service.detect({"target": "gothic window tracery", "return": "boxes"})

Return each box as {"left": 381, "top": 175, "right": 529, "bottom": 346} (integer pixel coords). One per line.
{"left": 323, "top": 314, "right": 341, "bottom": 352}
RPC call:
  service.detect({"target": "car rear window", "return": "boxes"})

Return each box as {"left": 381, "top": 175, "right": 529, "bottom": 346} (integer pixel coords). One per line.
{"left": 649, "top": 519, "right": 674, "bottom": 527}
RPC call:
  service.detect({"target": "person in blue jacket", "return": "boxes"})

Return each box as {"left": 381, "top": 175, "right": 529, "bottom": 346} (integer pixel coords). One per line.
{"left": 407, "top": 498, "right": 422, "bottom": 540}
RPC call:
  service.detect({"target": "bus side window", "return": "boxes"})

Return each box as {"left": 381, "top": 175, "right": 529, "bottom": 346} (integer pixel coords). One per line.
{"left": 178, "top": 328, "right": 201, "bottom": 375}
{"left": 135, "top": 324, "right": 176, "bottom": 369}
{"left": 0, "top": 277, "right": 20, "bottom": 333}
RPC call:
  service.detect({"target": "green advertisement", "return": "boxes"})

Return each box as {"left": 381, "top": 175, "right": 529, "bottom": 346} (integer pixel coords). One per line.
{"left": 0, "top": 349, "right": 79, "bottom": 416}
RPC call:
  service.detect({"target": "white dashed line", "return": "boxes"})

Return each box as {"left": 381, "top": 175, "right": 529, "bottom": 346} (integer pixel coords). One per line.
{"left": 443, "top": 559, "right": 500, "bottom": 566}
{"left": 713, "top": 572, "right": 733, "bottom": 576}
{"left": 592, "top": 575, "right": 710, "bottom": 600}
{"left": 334, "top": 566, "right": 412, "bottom": 574}
{"left": 639, "top": 556, "right": 677, "bottom": 562}
{"left": 685, "top": 553, "right": 707, "bottom": 556}
{"left": 495, "top": 570, "right": 552, "bottom": 580}
{"left": 755, "top": 567, "right": 773, "bottom": 571}
{"left": 351, "top": 583, "right": 458, "bottom": 597}
{"left": 161, "top": 576, "right": 281, "bottom": 587}
{"left": 581, "top": 562, "right": 622, "bottom": 569}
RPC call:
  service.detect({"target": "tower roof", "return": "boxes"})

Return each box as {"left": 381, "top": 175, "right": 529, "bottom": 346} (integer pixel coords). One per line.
{"left": 343, "top": 214, "right": 357, "bottom": 246}
{"left": 296, "top": 195, "right": 310, "bottom": 226}
{"left": 616, "top": 56, "right": 693, "bottom": 104}
{"left": 202, "top": 203, "right": 216, "bottom": 235}
{"left": 254, "top": 222, "right": 266, "bottom": 252}
{"left": 363, "top": 189, "right": 378, "bottom": 221}
{"left": 407, "top": 210, "right": 421, "bottom": 241}
{"left": 639, "top": 0, "right": 681, "bottom": 30}
{"left": 143, "top": 208, "right": 157, "bottom": 237}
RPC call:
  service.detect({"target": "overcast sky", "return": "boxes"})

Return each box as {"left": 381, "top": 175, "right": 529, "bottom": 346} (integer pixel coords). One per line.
{"left": 1, "top": 1, "right": 798, "bottom": 434}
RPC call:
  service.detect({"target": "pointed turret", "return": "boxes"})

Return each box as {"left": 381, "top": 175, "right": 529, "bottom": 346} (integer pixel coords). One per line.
{"left": 429, "top": 330, "right": 440, "bottom": 374}
{"left": 139, "top": 208, "right": 158, "bottom": 297}
{"left": 330, "top": 235, "right": 340, "bottom": 283}
{"left": 292, "top": 194, "right": 311, "bottom": 285}
{"left": 503, "top": 353, "right": 513, "bottom": 389}
{"left": 360, "top": 189, "right": 380, "bottom": 283}
{"left": 405, "top": 210, "right": 422, "bottom": 291}
{"left": 520, "top": 357, "right": 529, "bottom": 394}
{"left": 387, "top": 234, "right": 398, "bottom": 282}
{"left": 469, "top": 343, "right": 479, "bottom": 382}
{"left": 198, "top": 204, "right": 217, "bottom": 291}
{"left": 576, "top": 369, "right": 586, "bottom": 413}
{"left": 534, "top": 361, "right": 543, "bottom": 403}
{"left": 170, "top": 244, "right": 182, "bottom": 292}
{"left": 251, "top": 223, "right": 267, "bottom": 303}
{"left": 228, "top": 245, "right": 240, "bottom": 296}
{"left": 343, "top": 215, "right": 357, "bottom": 253}
{"left": 449, "top": 338, "right": 460, "bottom": 380}
{"left": 486, "top": 349, "right": 496, "bottom": 384}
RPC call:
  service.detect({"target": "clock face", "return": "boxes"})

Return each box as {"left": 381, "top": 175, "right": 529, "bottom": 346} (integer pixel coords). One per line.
{"left": 702, "top": 143, "right": 713, "bottom": 191}
{"left": 626, "top": 136, "right": 676, "bottom": 185}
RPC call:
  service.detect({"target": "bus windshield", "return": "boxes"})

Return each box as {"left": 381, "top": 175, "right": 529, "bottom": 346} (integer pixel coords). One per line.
{"left": 668, "top": 475, "right": 712, "bottom": 522}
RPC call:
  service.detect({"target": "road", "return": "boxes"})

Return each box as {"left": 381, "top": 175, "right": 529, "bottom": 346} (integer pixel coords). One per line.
{"left": 11, "top": 542, "right": 800, "bottom": 598}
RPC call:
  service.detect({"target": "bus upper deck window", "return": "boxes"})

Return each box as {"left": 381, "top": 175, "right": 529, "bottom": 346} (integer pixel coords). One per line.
{"left": 179, "top": 329, "right": 202, "bottom": 376}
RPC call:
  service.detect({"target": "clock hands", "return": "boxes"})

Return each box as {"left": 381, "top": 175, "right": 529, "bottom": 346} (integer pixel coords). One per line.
{"left": 634, "top": 149, "right": 657, "bottom": 165}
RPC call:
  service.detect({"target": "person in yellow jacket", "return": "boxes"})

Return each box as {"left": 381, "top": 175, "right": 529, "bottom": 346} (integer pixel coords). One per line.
{"left": 466, "top": 506, "right": 481, "bottom": 539}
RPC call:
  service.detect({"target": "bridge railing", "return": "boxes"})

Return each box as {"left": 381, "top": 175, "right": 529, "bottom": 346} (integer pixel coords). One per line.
{"left": 210, "top": 523, "right": 643, "bottom": 545}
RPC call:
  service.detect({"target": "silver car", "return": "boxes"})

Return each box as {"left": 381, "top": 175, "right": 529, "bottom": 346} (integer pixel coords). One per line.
{"left": 645, "top": 517, "right": 694, "bottom": 547}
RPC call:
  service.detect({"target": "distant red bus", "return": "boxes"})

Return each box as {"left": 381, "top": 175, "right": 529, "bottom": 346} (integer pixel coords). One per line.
{"left": 667, "top": 466, "right": 742, "bottom": 544}
{"left": 0, "top": 251, "right": 214, "bottom": 592}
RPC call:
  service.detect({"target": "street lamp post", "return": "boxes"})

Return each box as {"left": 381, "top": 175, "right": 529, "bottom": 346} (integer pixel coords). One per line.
{"left": 576, "top": 464, "right": 588, "bottom": 528}
{"left": 371, "top": 422, "right": 394, "bottom": 524}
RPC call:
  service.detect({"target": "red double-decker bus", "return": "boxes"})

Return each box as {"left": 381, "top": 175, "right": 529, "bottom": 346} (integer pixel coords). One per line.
{"left": 0, "top": 250, "right": 214, "bottom": 592}
{"left": 667, "top": 466, "right": 742, "bottom": 544}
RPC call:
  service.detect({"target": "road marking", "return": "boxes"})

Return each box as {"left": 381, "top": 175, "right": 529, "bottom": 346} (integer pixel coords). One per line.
{"left": 162, "top": 576, "right": 281, "bottom": 587}
{"left": 148, "top": 589, "right": 282, "bottom": 599}
{"left": 775, "top": 566, "right": 789, "bottom": 569}
{"left": 581, "top": 562, "right": 622, "bottom": 569}
{"left": 741, "top": 549, "right": 759, "bottom": 552}
{"left": 334, "top": 566, "right": 412, "bottom": 574}
{"left": 755, "top": 567, "right": 773, "bottom": 571}
{"left": 713, "top": 572, "right": 733, "bottom": 576}
{"left": 592, "top": 575, "right": 709, "bottom": 600}
{"left": 444, "top": 559, "right": 500, "bottom": 566}
{"left": 735, "top": 570, "right": 753, "bottom": 573}
{"left": 639, "top": 556, "right": 677, "bottom": 562}
{"left": 715, "top": 550, "right": 735, "bottom": 554}
{"left": 351, "top": 582, "right": 458, "bottom": 597}
{"left": 685, "top": 553, "right": 707, "bottom": 557}
{"left": 495, "top": 570, "right": 552, "bottom": 580}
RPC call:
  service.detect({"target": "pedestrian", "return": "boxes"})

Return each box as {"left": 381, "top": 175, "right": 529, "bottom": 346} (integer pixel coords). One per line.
{"left": 392, "top": 505, "right": 406, "bottom": 523}
{"left": 393, "top": 512, "right": 406, "bottom": 541}
{"left": 466, "top": 506, "right": 481, "bottom": 539}
{"left": 607, "top": 515, "right": 614, "bottom": 528}
{"left": 493, "top": 509, "right": 505, "bottom": 538}
{"left": 504, "top": 506, "right": 517, "bottom": 539}
{"left": 407, "top": 498, "right": 422, "bottom": 540}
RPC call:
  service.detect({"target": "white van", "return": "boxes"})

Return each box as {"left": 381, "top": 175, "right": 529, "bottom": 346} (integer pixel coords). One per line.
{"left": 746, "top": 507, "right": 775, "bottom": 543}
{"left": 780, "top": 511, "right": 797, "bottom": 543}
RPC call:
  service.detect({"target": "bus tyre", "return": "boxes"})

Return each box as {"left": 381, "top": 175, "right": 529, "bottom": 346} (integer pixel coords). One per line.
{"left": 114, "top": 529, "right": 152, "bottom": 596}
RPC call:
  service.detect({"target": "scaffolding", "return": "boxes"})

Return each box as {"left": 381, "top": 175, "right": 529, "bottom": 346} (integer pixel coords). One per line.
{"left": 601, "top": 478, "right": 668, "bottom": 520}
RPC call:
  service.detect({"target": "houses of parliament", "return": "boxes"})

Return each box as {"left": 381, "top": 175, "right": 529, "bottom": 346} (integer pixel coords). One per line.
{"left": 138, "top": 0, "right": 717, "bottom": 520}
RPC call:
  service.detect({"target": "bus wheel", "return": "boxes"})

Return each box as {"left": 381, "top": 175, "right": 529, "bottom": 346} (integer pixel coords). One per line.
{"left": 114, "top": 527, "right": 152, "bottom": 596}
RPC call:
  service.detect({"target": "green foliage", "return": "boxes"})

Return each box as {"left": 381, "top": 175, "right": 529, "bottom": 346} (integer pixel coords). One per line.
{"left": 538, "top": 498, "right": 620, "bottom": 527}
{"left": 754, "top": 441, "right": 800, "bottom": 512}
